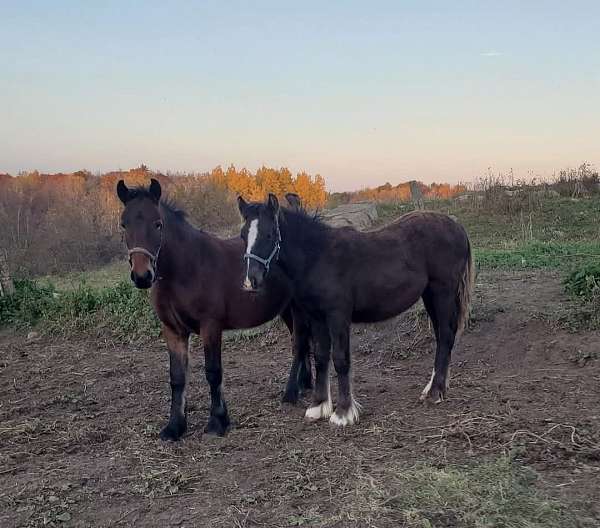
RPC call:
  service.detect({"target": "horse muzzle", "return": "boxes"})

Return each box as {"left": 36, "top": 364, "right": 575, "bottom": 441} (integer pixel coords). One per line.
{"left": 131, "top": 268, "right": 155, "bottom": 289}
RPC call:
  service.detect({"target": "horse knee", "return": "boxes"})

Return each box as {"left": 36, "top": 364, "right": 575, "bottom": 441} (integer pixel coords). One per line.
{"left": 205, "top": 367, "right": 222, "bottom": 387}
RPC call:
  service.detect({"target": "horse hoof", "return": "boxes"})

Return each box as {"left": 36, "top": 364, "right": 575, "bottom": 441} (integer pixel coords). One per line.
{"left": 329, "top": 400, "right": 361, "bottom": 427}
{"left": 305, "top": 399, "right": 333, "bottom": 421}
{"left": 420, "top": 387, "right": 446, "bottom": 405}
{"left": 330, "top": 413, "right": 353, "bottom": 427}
{"left": 159, "top": 421, "right": 187, "bottom": 441}
{"left": 204, "top": 416, "right": 229, "bottom": 437}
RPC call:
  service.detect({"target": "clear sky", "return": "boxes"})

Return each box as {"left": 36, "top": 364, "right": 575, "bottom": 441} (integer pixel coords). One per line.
{"left": 1, "top": 1, "right": 599, "bottom": 191}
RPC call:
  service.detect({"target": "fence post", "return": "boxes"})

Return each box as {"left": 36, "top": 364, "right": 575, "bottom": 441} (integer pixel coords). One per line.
{"left": 0, "top": 249, "right": 15, "bottom": 296}
{"left": 410, "top": 181, "right": 424, "bottom": 210}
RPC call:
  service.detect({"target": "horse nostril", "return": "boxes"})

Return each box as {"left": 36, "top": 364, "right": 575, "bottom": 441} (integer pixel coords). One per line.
{"left": 145, "top": 270, "right": 154, "bottom": 282}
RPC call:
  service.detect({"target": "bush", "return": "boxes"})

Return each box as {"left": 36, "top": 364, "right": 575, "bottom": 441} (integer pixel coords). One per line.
{"left": 0, "top": 279, "right": 160, "bottom": 340}
{"left": 562, "top": 263, "right": 600, "bottom": 330}
{"left": 564, "top": 263, "right": 600, "bottom": 300}
{"left": 0, "top": 280, "right": 57, "bottom": 327}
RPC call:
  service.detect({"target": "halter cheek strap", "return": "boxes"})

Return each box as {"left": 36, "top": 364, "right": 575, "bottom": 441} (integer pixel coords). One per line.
{"left": 244, "top": 241, "right": 280, "bottom": 272}
{"left": 243, "top": 216, "right": 282, "bottom": 273}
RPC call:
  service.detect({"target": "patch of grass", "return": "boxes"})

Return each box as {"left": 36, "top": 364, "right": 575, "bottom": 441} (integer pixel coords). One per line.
{"left": 0, "top": 279, "right": 159, "bottom": 340}
{"left": 0, "top": 280, "right": 57, "bottom": 328}
{"left": 454, "top": 197, "right": 600, "bottom": 249}
{"left": 475, "top": 241, "right": 600, "bottom": 269}
{"left": 377, "top": 196, "right": 600, "bottom": 271}
{"left": 39, "top": 260, "right": 129, "bottom": 291}
{"left": 561, "top": 263, "right": 600, "bottom": 330}
{"left": 564, "top": 262, "right": 600, "bottom": 299}
{"left": 348, "top": 456, "right": 582, "bottom": 528}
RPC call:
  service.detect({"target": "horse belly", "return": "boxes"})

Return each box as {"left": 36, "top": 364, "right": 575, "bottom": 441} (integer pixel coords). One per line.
{"left": 226, "top": 289, "right": 289, "bottom": 330}
{"left": 352, "top": 276, "right": 425, "bottom": 323}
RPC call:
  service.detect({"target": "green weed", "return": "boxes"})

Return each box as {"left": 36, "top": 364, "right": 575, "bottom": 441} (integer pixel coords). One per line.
{"left": 564, "top": 262, "right": 600, "bottom": 300}
{"left": 0, "top": 279, "right": 159, "bottom": 340}
{"left": 475, "top": 241, "right": 600, "bottom": 269}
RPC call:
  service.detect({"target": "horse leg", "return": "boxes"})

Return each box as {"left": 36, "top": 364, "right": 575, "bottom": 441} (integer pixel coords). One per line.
{"left": 202, "top": 322, "right": 230, "bottom": 436}
{"left": 281, "top": 307, "right": 312, "bottom": 403}
{"left": 329, "top": 315, "right": 360, "bottom": 426}
{"left": 293, "top": 307, "right": 313, "bottom": 392}
{"left": 305, "top": 319, "right": 333, "bottom": 421}
{"left": 420, "top": 285, "right": 458, "bottom": 403}
{"left": 159, "top": 325, "right": 190, "bottom": 441}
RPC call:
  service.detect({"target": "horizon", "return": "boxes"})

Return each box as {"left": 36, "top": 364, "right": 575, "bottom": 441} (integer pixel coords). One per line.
{"left": 1, "top": 162, "right": 593, "bottom": 195}
{"left": 1, "top": 2, "right": 599, "bottom": 193}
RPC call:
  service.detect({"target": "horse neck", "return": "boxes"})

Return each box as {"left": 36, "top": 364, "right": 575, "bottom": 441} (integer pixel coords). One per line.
{"left": 278, "top": 209, "right": 324, "bottom": 280}
{"left": 157, "top": 212, "right": 212, "bottom": 280}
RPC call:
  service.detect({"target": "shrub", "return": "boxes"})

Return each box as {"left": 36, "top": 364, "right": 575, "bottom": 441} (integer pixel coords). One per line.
{"left": 0, "top": 279, "right": 160, "bottom": 340}
{"left": 564, "top": 263, "right": 600, "bottom": 300}
{"left": 0, "top": 279, "right": 57, "bottom": 328}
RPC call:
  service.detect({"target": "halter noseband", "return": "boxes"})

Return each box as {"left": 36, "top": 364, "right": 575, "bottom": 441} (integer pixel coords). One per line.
{"left": 128, "top": 246, "right": 160, "bottom": 267}
{"left": 243, "top": 217, "right": 281, "bottom": 273}
{"left": 127, "top": 235, "right": 162, "bottom": 281}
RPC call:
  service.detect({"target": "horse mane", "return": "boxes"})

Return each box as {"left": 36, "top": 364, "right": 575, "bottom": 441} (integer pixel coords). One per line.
{"left": 276, "top": 206, "right": 332, "bottom": 263}
{"left": 280, "top": 206, "right": 326, "bottom": 232}
{"left": 128, "top": 186, "right": 187, "bottom": 223}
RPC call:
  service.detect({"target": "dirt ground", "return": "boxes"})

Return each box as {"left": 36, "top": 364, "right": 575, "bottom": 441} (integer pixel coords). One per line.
{"left": 1, "top": 270, "right": 599, "bottom": 527}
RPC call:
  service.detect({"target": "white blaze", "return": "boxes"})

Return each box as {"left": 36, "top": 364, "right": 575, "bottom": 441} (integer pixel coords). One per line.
{"left": 244, "top": 219, "right": 259, "bottom": 289}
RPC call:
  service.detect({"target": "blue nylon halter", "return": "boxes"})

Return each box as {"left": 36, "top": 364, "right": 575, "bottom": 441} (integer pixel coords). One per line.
{"left": 243, "top": 217, "right": 281, "bottom": 273}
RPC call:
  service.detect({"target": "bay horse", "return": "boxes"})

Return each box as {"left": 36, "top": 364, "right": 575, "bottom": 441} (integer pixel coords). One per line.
{"left": 117, "top": 179, "right": 312, "bottom": 441}
{"left": 238, "top": 193, "right": 473, "bottom": 426}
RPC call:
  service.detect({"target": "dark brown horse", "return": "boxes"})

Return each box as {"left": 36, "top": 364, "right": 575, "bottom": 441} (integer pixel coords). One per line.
{"left": 238, "top": 194, "right": 473, "bottom": 426}
{"left": 117, "top": 180, "right": 312, "bottom": 440}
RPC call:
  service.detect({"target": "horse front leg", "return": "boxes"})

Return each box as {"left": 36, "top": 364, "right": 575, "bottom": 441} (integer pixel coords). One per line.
{"left": 305, "top": 319, "right": 332, "bottom": 421}
{"left": 160, "top": 325, "right": 190, "bottom": 441}
{"left": 329, "top": 314, "right": 360, "bottom": 426}
{"left": 202, "top": 322, "right": 230, "bottom": 436}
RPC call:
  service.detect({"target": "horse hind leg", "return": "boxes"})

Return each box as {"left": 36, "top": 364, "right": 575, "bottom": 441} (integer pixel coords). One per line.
{"left": 281, "top": 307, "right": 312, "bottom": 404}
{"left": 297, "top": 321, "right": 313, "bottom": 392}
{"left": 420, "top": 285, "right": 457, "bottom": 404}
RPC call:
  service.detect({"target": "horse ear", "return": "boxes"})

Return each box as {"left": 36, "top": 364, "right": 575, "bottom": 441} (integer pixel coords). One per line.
{"left": 149, "top": 178, "right": 162, "bottom": 202}
{"left": 267, "top": 193, "right": 279, "bottom": 214}
{"left": 285, "top": 193, "right": 302, "bottom": 211}
{"left": 117, "top": 180, "right": 130, "bottom": 204}
{"left": 237, "top": 196, "right": 249, "bottom": 217}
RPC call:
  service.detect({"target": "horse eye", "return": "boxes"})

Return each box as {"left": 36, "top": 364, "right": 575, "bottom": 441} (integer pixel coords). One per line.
{"left": 155, "top": 220, "right": 163, "bottom": 230}
{"left": 120, "top": 222, "right": 126, "bottom": 229}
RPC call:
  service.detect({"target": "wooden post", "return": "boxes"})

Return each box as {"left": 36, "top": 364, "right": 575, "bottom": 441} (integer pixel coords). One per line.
{"left": 0, "top": 249, "right": 15, "bottom": 296}
{"left": 410, "top": 181, "right": 424, "bottom": 210}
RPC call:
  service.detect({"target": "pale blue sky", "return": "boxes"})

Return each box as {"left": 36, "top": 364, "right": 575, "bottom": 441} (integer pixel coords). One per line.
{"left": 1, "top": 1, "right": 599, "bottom": 191}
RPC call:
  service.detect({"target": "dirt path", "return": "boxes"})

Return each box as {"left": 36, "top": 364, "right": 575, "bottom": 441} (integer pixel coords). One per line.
{"left": 1, "top": 270, "right": 599, "bottom": 527}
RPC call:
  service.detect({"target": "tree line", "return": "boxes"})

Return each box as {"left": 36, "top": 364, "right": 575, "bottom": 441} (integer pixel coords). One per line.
{"left": 329, "top": 180, "right": 467, "bottom": 207}
{"left": 0, "top": 165, "right": 328, "bottom": 277}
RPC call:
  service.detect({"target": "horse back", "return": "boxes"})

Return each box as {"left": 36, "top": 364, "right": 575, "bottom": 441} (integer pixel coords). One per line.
{"left": 302, "top": 210, "right": 470, "bottom": 322}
